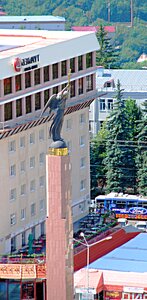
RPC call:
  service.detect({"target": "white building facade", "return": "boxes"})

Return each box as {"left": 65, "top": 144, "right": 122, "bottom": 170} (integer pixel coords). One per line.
{"left": 90, "top": 68, "right": 147, "bottom": 136}
{"left": 0, "top": 29, "right": 99, "bottom": 254}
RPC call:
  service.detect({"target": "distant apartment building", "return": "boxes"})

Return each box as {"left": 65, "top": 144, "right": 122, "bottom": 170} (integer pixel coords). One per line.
{"left": 0, "top": 15, "right": 65, "bottom": 30}
{"left": 89, "top": 67, "right": 147, "bottom": 136}
{"left": 0, "top": 29, "right": 99, "bottom": 254}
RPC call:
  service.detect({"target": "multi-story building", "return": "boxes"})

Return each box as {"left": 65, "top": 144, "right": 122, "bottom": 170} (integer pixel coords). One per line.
{"left": 90, "top": 67, "right": 147, "bottom": 136}
{"left": 0, "top": 15, "right": 65, "bottom": 30}
{"left": 0, "top": 29, "right": 99, "bottom": 254}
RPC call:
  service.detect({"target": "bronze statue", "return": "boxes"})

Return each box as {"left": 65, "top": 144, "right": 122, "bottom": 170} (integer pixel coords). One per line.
{"left": 40, "top": 71, "right": 71, "bottom": 148}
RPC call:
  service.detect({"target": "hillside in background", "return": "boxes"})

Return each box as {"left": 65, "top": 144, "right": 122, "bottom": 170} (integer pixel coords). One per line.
{"left": 0, "top": 0, "right": 147, "bottom": 68}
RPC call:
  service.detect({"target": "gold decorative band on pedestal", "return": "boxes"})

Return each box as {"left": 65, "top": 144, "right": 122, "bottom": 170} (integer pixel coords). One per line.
{"left": 48, "top": 147, "right": 68, "bottom": 156}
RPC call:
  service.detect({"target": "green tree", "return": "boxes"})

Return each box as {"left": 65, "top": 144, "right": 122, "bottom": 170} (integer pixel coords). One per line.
{"left": 104, "top": 81, "right": 138, "bottom": 193}
{"left": 96, "top": 24, "right": 118, "bottom": 68}
{"left": 90, "top": 123, "right": 107, "bottom": 198}
{"left": 136, "top": 101, "right": 147, "bottom": 196}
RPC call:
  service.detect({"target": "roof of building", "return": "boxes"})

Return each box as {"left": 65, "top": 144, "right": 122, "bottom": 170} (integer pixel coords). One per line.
{"left": 89, "top": 233, "right": 147, "bottom": 273}
{"left": 75, "top": 268, "right": 147, "bottom": 291}
{"left": 72, "top": 26, "right": 116, "bottom": 33}
{"left": 96, "top": 68, "right": 147, "bottom": 93}
{"left": 0, "top": 15, "right": 65, "bottom": 22}
{"left": 0, "top": 29, "right": 99, "bottom": 79}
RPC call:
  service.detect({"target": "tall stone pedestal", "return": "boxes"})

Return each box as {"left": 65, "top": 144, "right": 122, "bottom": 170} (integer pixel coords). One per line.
{"left": 46, "top": 148, "right": 73, "bottom": 300}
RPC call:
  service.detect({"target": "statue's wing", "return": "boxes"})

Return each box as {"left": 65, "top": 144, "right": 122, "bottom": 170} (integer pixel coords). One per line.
{"left": 40, "top": 94, "right": 57, "bottom": 118}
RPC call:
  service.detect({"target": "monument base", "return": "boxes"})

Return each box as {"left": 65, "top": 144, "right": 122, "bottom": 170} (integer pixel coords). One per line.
{"left": 48, "top": 147, "right": 68, "bottom": 156}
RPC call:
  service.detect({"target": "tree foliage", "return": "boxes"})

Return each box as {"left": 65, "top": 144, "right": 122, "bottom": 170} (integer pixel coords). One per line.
{"left": 104, "top": 81, "right": 141, "bottom": 194}
{"left": 96, "top": 25, "right": 119, "bottom": 68}
{"left": 136, "top": 101, "right": 147, "bottom": 196}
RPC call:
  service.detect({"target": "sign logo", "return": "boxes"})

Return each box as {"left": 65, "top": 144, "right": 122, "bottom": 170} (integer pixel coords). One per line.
{"left": 13, "top": 54, "right": 40, "bottom": 72}
{"left": 13, "top": 57, "right": 22, "bottom": 72}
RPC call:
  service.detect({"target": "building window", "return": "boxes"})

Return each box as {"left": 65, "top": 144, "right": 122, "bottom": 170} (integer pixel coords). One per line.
{"left": 44, "top": 66, "right": 49, "bottom": 82}
{"left": 80, "top": 157, "right": 86, "bottom": 168}
{"left": 44, "top": 89, "right": 50, "bottom": 105}
{"left": 9, "top": 140, "right": 16, "bottom": 152}
{"left": 39, "top": 176, "right": 45, "bottom": 187}
{"left": 16, "top": 99, "right": 22, "bottom": 117}
{"left": 70, "top": 57, "right": 75, "bottom": 73}
{"left": 108, "top": 99, "right": 113, "bottom": 110}
{"left": 15, "top": 75, "right": 21, "bottom": 91}
{"left": 53, "top": 86, "right": 58, "bottom": 94}
{"left": 11, "top": 236, "right": 16, "bottom": 252}
{"left": 78, "top": 78, "right": 83, "bottom": 95}
{"left": 80, "top": 113, "right": 85, "bottom": 124}
{"left": 10, "top": 164, "right": 16, "bottom": 176}
{"left": 30, "top": 133, "right": 35, "bottom": 144}
{"left": 5, "top": 102, "right": 12, "bottom": 121}
{"left": 21, "top": 208, "right": 26, "bottom": 220}
{"left": 100, "top": 99, "right": 106, "bottom": 111}
{"left": 39, "top": 152, "right": 45, "bottom": 165}
{"left": 70, "top": 81, "right": 75, "bottom": 98}
{"left": 10, "top": 188, "right": 16, "bottom": 202}
{"left": 31, "top": 203, "right": 36, "bottom": 216}
{"left": 40, "top": 221, "right": 45, "bottom": 235}
{"left": 20, "top": 136, "right": 25, "bottom": 148}
{"left": 26, "top": 96, "right": 32, "bottom": 114}
{"left": 80, "top": 179, "right": 86, "bottom": 191}
{"left": 20, "top": 184, "right": 26, "bottom": 196}
{"left": 86, "top": 52, "right": 93, "bottom": 68}
{"left": 78, "top": 55, "right": 83, "bottom": 71}
{"left": 39, "top": 129, "right": 44, "bottom": 141}
{"left": 86, "top": 74, "right": 93, "bottom": 92}
{"left": 30, "top": 180, "right": 35, "bottom": 192}
{"left": 35, "top": 93, "right": 41, "bottom": 111}
{"left": 25, "top": 72, "right": 31, "bottom": 88}
{"left": 34, "top": 69, "right": 40, "bottom": 85}
{"left": 20, "top": 161, "right": 25, "bottom": 173}
{"left": 4, "top": 77, "right": 12, "bottom": 95}
{"left": 52, "top": 63, "right": 58, "bottom": 79}
{"left": 22, "top": 232, "right": 26, "bottom": 246}
{"left": 80, "top": 135, "right": 85, "bottom": 147}
{"left": 40, "top": 200, "right": 44, "bottom": 211}
{"left": 61, "top": 60, "right": 67, "bottom": 76}
{"left": 10, "top": 213, "right": 16, "bottom": 226}
{"left": 30, "top": 156, "right": 35, "bottom": 168}
{"left": 66, "top": 119, "right": 72, "bottom": 130}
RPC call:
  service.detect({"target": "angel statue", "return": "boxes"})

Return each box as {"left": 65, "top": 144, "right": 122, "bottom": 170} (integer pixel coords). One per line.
{"left": 40, "top": 73, "right": 71, "bottom": 149}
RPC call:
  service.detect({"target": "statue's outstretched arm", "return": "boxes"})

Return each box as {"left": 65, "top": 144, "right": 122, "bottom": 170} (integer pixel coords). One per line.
{"left": 40, "top": 94, "right": 57, "bottom": 118}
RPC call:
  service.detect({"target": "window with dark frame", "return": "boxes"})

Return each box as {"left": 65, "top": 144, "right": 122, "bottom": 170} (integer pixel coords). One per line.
{"left": 34, "top": 69, "right": 40, "bottom": 85}
{"left": 44, "top": 66, "right": 50, "bottom": 82}
{"left": 61, "top": 60, "right": 67, "bottom": 76}
{"left": 35, "top": 93, "right": 41, "bottom": 110}
{"left": 5, "top": 102, "right": 12, "bottom": 121}
{"left": 4, "top": 77, "right": 12, "bottom": 95}
{"left": 70, "top": 81, "right": 75, "bottom": 98}
{"left": 15, "top": 74, "right": 21, "bottom": 91}
{"left": 53, "top": 86, "right": 58, "bottom": 95}
{"left": 86, "top": 52, "right": 93, "bottom": 68}
{"left": 52, "top": 63, "right": 58, "bottom": 79}
{"left": 25, "top": 72, "right": 31, "bottom": 88}
{"left": 26, "top": 96, "right": 32, "bottom": 114}
{"left": 44, "top": 89, "right": 50, "bottom": 105}
{"left": 78, "top": 55, "right": 83, "bottom": 71}
{"left": 70, "top": 57, "right": 75, "bottom": 73}
{"left": 16, "top": 99, "right": 22, "bottom": 117}
{"left": 78, "top": 78, "right": 83, "bottom": 95}
{"left": 86, "top": 74, "right": 93, "bottom": 92}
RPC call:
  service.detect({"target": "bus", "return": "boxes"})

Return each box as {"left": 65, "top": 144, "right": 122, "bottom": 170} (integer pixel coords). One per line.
{"left": 95, "top": 193, "right": 147, "bottom": 220}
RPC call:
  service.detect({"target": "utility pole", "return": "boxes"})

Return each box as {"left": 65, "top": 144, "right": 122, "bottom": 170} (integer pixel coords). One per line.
{"left": 108, "top": 0, "right": 110, "bottom": 23}
{"left": 130, "top": 0, "right": 133, "bottom": 27}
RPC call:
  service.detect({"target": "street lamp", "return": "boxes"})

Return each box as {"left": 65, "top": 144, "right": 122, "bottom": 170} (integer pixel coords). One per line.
{"left": 73, "top": 234, "right": 112, "bottom": 299}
